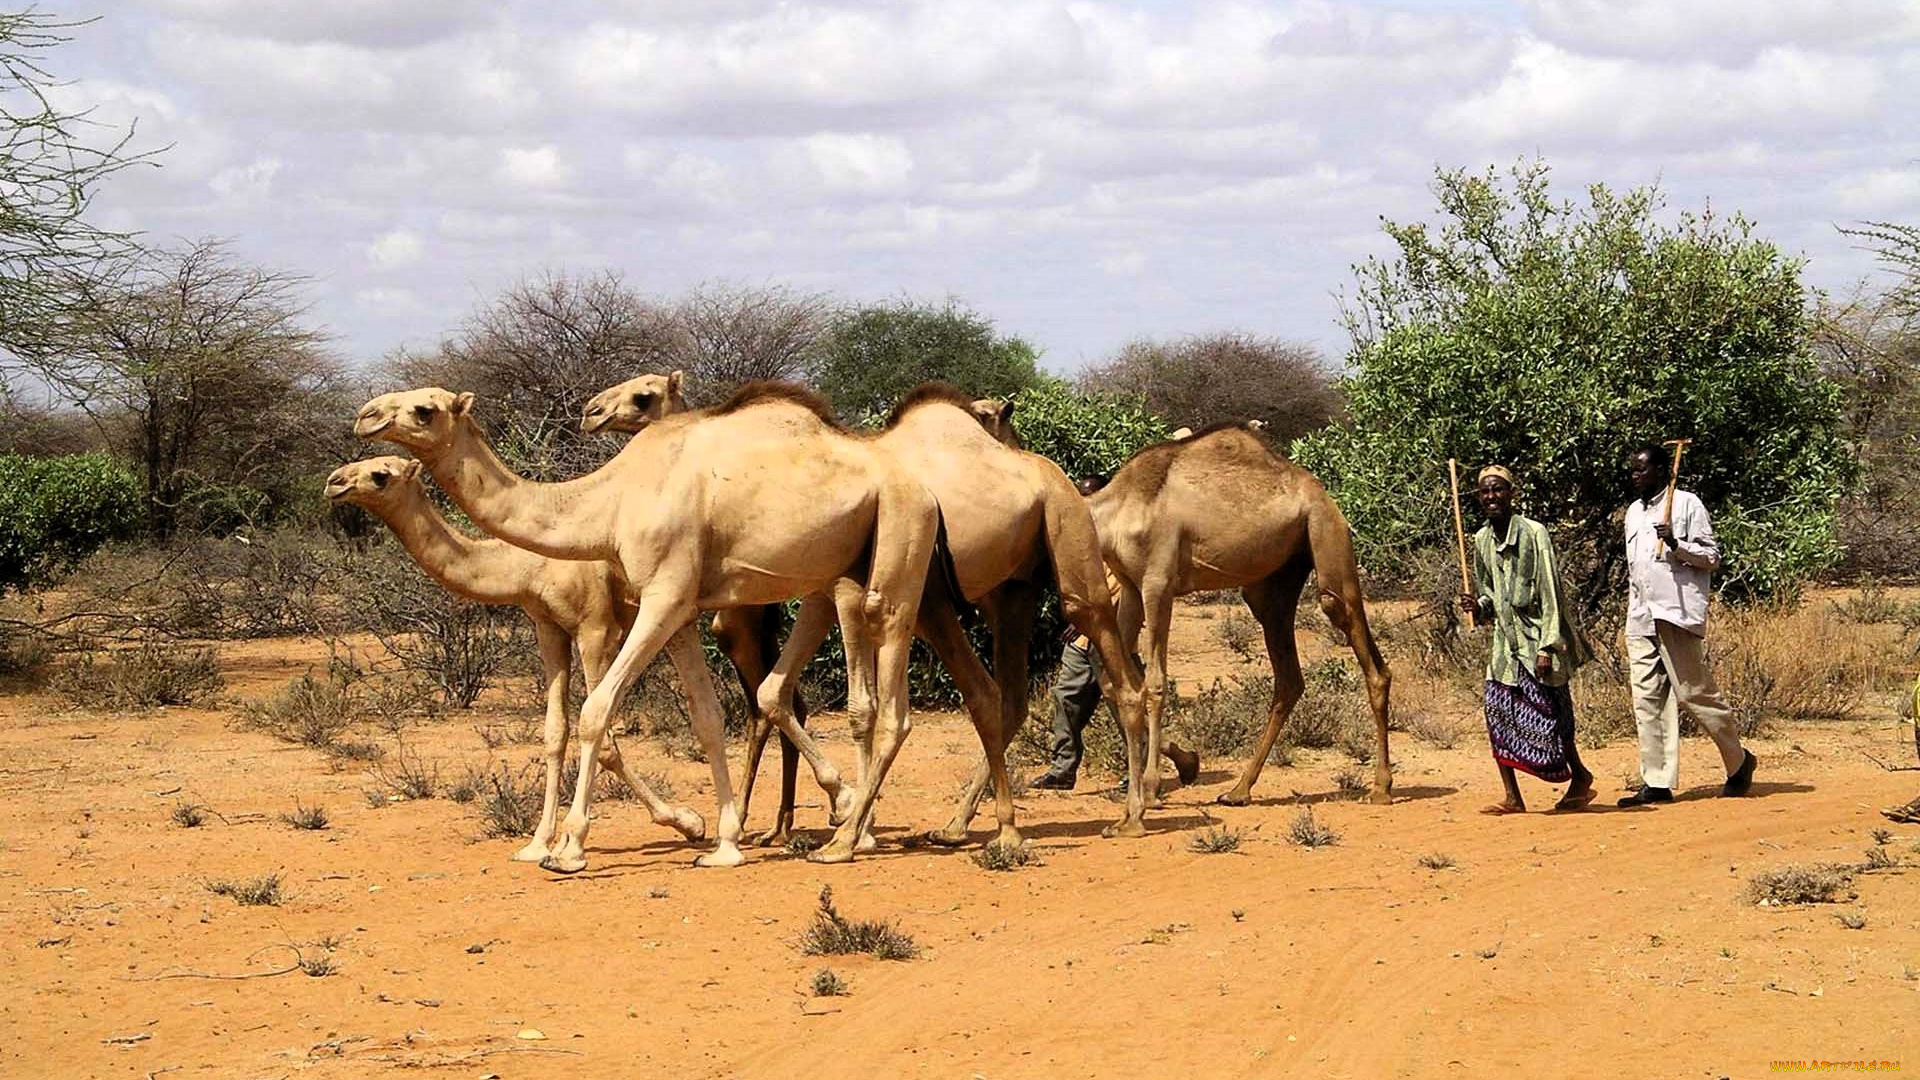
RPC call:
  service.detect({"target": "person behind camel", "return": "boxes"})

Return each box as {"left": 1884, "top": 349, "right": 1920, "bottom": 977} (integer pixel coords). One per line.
{"left": 1033, "top": 473, "right": 1119, "bottom": 791}
{"left": 1457, "top": 465, "right": 1596, "bottom": 814}
{"left": 1617, "top": 443, "right": 1757, "bottom": 806}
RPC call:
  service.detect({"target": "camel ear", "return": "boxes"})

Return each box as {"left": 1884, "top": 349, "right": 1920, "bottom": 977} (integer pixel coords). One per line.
{"left": 668, "top": 370, "right": 684, "bottom": 394}
{"left": 997, "top": 399, "right": 1015, "bottom": 424}
{"left": 452, "top": 392, "right": 475, "bottom": 416}
{"left": 400, "top": 459, "right": 422, "bottom": 481}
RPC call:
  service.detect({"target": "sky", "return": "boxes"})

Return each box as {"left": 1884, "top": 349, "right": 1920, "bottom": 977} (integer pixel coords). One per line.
{"left": 49, "top": 0, "right": 1920, "bottom": 373}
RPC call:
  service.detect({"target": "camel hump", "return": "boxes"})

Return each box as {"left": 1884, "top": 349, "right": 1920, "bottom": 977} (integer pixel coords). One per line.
{"left": 712, "top": 380, "right": 845, "bottom": 429}
{"left": 884, "top": 382, "right": 977, "bottom": 428}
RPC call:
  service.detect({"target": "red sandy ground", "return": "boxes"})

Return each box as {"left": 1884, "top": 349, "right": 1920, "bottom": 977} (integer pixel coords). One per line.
{"left": 2, "top": 605, "right": 1916, "bottom": 1079}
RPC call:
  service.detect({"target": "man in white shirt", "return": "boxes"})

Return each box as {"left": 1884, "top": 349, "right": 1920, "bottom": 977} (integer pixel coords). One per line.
{"left": 1618, "top": 443, "right": 1757, "bottom": 806}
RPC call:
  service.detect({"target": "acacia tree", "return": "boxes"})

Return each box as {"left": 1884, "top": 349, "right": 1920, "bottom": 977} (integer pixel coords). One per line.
{"left": 808, "top": 298, "right": 1040, "bottom": 421}
{"left": 1, "top": 11, "right": 151, "bottom": 363}
{"left": 668, "top": 282, "right": 835, "bottom": 403}
{"left": 1828, "top": 222, "right": 1920, "bottom": 577}
{"left": 27, "top": 240, "right": 342, "bottom": 535}
{"left": 394, "top": 271, "right": 680, "bottom": 480}
{"left": 1079, "top": 332, "right": 1342, "bottom": 445}
{"left": 1297, "top": 161, "right": 1852, "bottom": 621}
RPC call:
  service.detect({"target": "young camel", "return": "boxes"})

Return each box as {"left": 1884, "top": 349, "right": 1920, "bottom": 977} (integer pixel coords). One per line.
{"left": 581, "top": 370, "right": 809, "bottom": 846}
{"left": 322, "top": 456, "right": 707, "bottom": 859}
{"left": 982, "top": 417, "right": 1394, "bottom": 805}
{"left": 354, "top": 382, "right": 955, "bottom": 871}
{"left": 584, "top": 377, "right": 1172, "bottom": 841}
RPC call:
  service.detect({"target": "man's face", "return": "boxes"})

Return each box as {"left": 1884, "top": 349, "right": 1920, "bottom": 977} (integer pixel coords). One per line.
{"left": 1476, "top": 475, "right": 1514, "bottom": 518}
{"left": 1629, "top": 451, "right": 1661, "bottom": 497}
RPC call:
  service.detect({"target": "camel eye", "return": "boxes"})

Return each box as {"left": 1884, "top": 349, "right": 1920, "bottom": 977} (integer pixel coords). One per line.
{"left": 413, "top": 404, "right": 435, "bottom": 421}
{"left": 372, "top": 471, "right": 390, "bottom": 486}
{"left": 633, "top": 392, "right": 655, "bottom": 408}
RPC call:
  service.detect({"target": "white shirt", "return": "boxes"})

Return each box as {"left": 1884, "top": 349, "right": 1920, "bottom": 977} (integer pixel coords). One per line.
{"left": 1624, "top": 489, "right": 1719, "bottom": 638}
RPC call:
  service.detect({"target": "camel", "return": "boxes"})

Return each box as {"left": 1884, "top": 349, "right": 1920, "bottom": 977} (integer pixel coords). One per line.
{"left": 322, "top": 456, "right": 709, "bottom": 860}
{"left": 582, "top": 370, "right": 810, "bottom": 846}
{"left": 353, "top": 383, "right": 956, "bottom": 871}
{"left": 584, "top": 376, "right": 1169, "bottom": 841}
{"left": 982, "top": 419, "right": 1394, "bottom": 805}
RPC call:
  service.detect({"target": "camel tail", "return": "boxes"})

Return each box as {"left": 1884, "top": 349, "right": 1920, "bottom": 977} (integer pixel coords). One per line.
{"left": 930, "top": 507, "right": 978, "bottom": 630}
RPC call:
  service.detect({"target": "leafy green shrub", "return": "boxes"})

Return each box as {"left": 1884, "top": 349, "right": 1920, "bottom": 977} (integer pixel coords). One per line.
{"left": 1297, "top": 161, "right": 1852, "bottom": 614}
{"left": 0, "top": 452, "right": 143, "bottom": 595}
{"left": 810, "top": 298, "right": 1039, "bottom": 423}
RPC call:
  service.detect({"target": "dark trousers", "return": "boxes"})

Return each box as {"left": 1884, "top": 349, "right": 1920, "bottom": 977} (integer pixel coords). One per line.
{"left": 1046, "top": 642, "right": 1104, "bottom": 775}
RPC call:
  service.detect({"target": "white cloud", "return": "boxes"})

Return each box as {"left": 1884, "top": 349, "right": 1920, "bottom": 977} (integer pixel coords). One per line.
{"left": 367, "top": 229, "right": 424, "bottom": 269}
{"left": 1523, "top": 0, "right": 1920, "bottom": 61}
{"left": 499, "top": 145, "right": 567, "bottom": 188}
{"left": 802, "top": 133, "right": 914, "bottom": 195}
{"left": 1832, "top": 168, "right": 1920, "bottom": 215}
{"left": 208, "top": 156, "right": 282, "bottom": 202}
{"left": 135, "top": 0, "right": 490, "bottom": 47}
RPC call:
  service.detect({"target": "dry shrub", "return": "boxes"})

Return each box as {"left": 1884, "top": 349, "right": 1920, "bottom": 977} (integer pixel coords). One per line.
{"left": 1744, "top": 863, "right": 1855, "bottom": 906}
{"left": 1216, "top": 608, "right": 1261, "bottom": 663}
{"left": 1168, "top": 673, "right": 1277, "bottom": 759}
{"left": 1404, "top": 709, "right": 1463, "bottom": 750}
{"left": 476, "top": 764, "right": 544, "bottom": 838}
{"left": 0, "top": 625, "right": 54, "bottom": 684}
{"left": 1007, "top": 684, "right": 1056, "bottom": 768}
{"left": 1715, "top": 607, "right": 1891, "bottom": 733}
{"left": 1287, "top": 660, "right": 1368, "bottom": 749}
{"left": 205, "top": 873, "right": 283, "bottom": 906}
{"left": 330, "top": 545, "right": 529, "bottom": 709}
{"left": 799, "top": 885, "right": 918, "bottom": 960}
{"left": 53, "top": 642, "right": 223, "bottom": 709}
{"left": 973, "top": 841, "right": 1040, "bottom": 871}
{"left": 1286, "top": 805, "right": 1340, "bottom": 848}
{"left": 810, "top": 968, "right": 849, "bottom": 997}
{"left": 1570, "top": 663, "right": 1635, "bottom": 746}
{"left": 281, "top": 802, "right": 329, "bottom": 830}
{"left": 1187, "top": 826, "right": 1242, "bottom": 854}
{"left": 372, "top": 743, "right": 439, "bottom": 800}
{"left": 239, "top": 660, "right": 434, "bottom": 754}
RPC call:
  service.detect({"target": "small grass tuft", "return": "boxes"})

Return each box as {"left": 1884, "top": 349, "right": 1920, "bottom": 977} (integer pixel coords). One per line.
{"left": 281, "top": 802, "right": 329, "bottom": 831}
{"left": 372, "top": 744, "right": 438, "bottom": 800}
{"left": 299, "top": 952, "right": 337, "bottom": 977}
{"left": 973, "top": 841, "right": 1041, "bottom": 871}
{"left": 476, "top": 764, "right": 542, "bottom": 838}
{"left": 1870, "top": 827, "right": 1892, "bottom": 846}
{"left": 1187, "top": 826, "right": 1242, "bottom": 854}
{"left": 170, "top": 802, "right": 207, "bottom": 828}
{"left": 205, "top": 873, "right": 283, "bottom": 907}
{"left": 799, "top": 885, "right": 918, "bottom": 960}
{"left": 1859, "top": 845, "right": 1897, "bottom": 872}
{"left": 1417, "top": 851, "right": 1457, "bottom": 870}
{"left": 1286, "top": 805, "right": 1340, "bottom": 848}
{"left": 1744, "top": 863, "right": 1854, "bottom": 906}
{"left": 810, "top": 968, "right": 849, "bottom": 997}
{"left": 786, "top": 832, "right": 821, "bottom": 856}
{"left": 1331, "top": 766, "right": 1368, "bottom": 798}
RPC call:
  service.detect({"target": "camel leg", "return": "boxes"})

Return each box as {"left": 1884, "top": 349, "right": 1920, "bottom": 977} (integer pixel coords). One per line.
{"left": 542, "top": 591, "right": 707, "bottom": 875}
{"left": 811, "top": 496, "right": 936, "bottom": 865}
{"left": 1135, "top": 571, "right": 1179, "bottom": 810}
{"left": 1219, "top": 560, "right": 1311, "bottom": 805}
{"left": 917, "top": 592, "right": 1019, "bottom": 849}
{"left": 931, "top": 586, "right": 1037, "bottom": 844}
{"left": 715, "top": 606, "right": 801, "bottom": 846}
{"left": 663, "top": 625, "right": 748, "bottom": 867}
{"left": 1323, "top": 582, "right": 1394, "bottom": 804}
{"left": 513, "top": 619, "right": 579, "bottom": 863}
{"left": 576, "top": 617, "right": 706, "bottom": 842}
{"left": 827, "top": 577, "right": 883, "bottom": 851}
{"left": 752, "top": 593, "right": 857, "bottom": 826}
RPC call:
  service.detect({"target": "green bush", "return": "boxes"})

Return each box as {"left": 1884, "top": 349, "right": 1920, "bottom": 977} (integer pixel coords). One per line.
{"left": 1296, "top": 161, "right": 1853, "bottom": 618}
{"left": 0, "top": 452, "right": 143, "bottom": 594}
{"left": 810, "top": 298, "right": 1039, "bottom": 423}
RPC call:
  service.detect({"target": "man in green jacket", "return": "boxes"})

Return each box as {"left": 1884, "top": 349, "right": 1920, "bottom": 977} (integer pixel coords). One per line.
{"left": 1458, "top": 465, "right": 1596, "bottom": 814}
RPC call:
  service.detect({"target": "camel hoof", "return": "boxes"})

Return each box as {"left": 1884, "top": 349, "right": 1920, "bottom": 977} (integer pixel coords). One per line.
{"left": 855, "top": 830, "right": 879, "bottom": 853}
{"left": 1216, "top": 790, "right": 1251, "bottom": 807}
{"left": 670, "top": 810, "right": 707, "bottom": 842}
{"left": 1367, "top": 789, "right": 1394, "bottom": 806}
{"left": 1145, "top": 794, "right": 1167, "bottom": 810}
{"left": 510, "top": 841, "right": 551, "bottom": 863}
{"left": 1102, "top": 818, "right": 1147, "bottom": 839}
{"left": 539, "top": 852, "right": 587, "bottom": 874}
{"left": 693, "top": 843, "right": 746, "bottom": 868}
{"left": 990, "top": 827, "right": 1024, "bottom": 849}
{"left": 807, "top": 842, "right": 857, "bottom": 865}
{"left": 924, "top": 827, "right": 970, "bottom": 848}
{"left": 1168, "top": 748, "right": 1201, "bottom": 785}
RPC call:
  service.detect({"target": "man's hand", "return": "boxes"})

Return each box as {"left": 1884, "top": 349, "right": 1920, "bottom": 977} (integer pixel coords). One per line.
{"left": 1059, "top": 621, "right": 1082, "bottom": 645}
{"left": 1534, "top": 653, "right": 1553, "bottom": 680}
{"left": 1458, "top": 593, "right": 1479, "bottom": 619}
{"left": 1652, "top": 521, "right": 1674, "bottom": 546}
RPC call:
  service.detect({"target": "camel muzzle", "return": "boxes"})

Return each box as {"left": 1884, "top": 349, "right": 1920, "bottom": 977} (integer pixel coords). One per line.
{"left": 354, "top": 411, "right": 394, "bottom": 437}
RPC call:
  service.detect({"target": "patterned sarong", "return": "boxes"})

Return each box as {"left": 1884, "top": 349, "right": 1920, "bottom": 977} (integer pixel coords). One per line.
{"left": 1483, "top": 673, "right": 1576, "bottom": 783}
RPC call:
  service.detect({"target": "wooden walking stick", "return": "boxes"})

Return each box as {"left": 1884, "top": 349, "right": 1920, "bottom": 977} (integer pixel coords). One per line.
{"left": 1659, "top": 438, "right": 1692, "bottom": 557}
{"left": 1448, "top": 458, "right": 1477, "bottom": 628}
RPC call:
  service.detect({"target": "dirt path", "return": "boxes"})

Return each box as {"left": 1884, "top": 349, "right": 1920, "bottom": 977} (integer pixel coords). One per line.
{"left": 2, "top": 617, "right": 1916, "bottom": 1079}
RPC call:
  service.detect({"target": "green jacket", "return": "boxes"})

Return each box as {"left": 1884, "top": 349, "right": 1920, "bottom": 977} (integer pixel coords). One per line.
{"left": 1472, "top": 514, "right": 1592, "bottom": 687}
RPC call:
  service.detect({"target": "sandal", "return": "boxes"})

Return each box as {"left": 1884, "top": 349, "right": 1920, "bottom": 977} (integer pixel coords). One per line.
{"left": 1479, "top": 802, "right": 1525, "bottom": 816}
{"left": 1552, "top": 788, "right": 1598, "bottom": 812}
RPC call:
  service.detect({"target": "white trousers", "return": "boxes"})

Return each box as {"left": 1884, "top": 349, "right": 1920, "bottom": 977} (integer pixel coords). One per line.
{"left": 1627, "top": 621, "right": 1745, "bottom": 790}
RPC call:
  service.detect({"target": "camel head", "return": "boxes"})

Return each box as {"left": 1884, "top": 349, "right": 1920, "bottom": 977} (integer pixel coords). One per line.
{"left": 324, "top": 456, "right": 423, "bottom": 508}
{"left": 970, "top": 397, "right": 1021, "bottom": 449}
{"left": 354, "top": 388, "right": 475, "bottom": 452}
{"left": 582, "top": 370, "right": 686, "bottom": 434}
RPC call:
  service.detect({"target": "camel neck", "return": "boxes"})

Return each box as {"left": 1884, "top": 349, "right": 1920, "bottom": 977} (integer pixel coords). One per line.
{"left": 420, "top": 419, "right": 618, "bottom": 562}
{"left": 365, "top": 487, "right": 531, "bottom": 606}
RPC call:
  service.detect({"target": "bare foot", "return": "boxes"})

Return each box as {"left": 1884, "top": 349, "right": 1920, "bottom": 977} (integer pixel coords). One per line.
{"left": 1478, "top": 801, "right": 1525, "bottom": 816}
